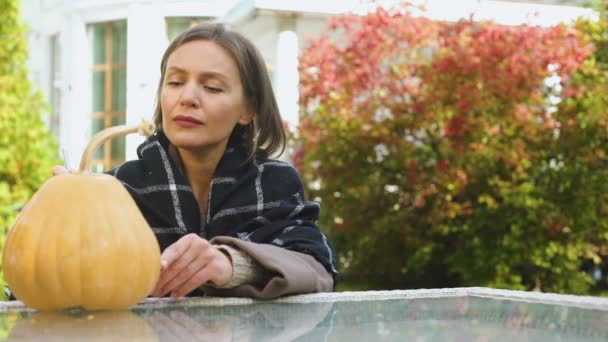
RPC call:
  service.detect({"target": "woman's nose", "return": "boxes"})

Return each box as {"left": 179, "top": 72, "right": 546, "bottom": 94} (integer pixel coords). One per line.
{"left": 179, "top": 82, "right": 200, "bottom": 108}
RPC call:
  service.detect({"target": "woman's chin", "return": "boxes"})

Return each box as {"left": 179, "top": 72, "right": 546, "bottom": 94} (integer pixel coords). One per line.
{"left": 166, "top": 134, "right": 206, "bottom": 150}
{"left": 164, "top": 129, "right": 227, "bottom": 153}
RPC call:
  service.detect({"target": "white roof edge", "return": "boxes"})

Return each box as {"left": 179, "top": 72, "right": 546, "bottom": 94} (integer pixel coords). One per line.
{"left": 218, "top": 0, "right": 257, "bottom": 24}
{"left": 217, "top": 0, "right": 599, "bottom": 27}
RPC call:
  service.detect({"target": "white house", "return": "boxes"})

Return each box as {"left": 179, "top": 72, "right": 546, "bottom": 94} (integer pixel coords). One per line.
{"left": 19, "top": 0, "right": 594, "bottom": 171}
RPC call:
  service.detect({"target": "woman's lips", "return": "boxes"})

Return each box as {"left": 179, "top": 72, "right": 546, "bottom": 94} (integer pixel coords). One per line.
{"left": 173, "top": 115, "right": 203, "bottom": 128}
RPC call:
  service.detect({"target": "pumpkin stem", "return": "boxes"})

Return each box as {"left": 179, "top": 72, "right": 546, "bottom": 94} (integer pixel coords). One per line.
{"left": 79, "top": 120, "right": 155, "bottom": 172}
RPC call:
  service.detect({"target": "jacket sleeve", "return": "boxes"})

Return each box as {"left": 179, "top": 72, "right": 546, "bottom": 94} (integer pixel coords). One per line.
{"left": 202, "top": 236, "right": 334, "bottom": 299}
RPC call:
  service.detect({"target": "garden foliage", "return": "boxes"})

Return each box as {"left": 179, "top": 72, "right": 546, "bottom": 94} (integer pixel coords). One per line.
{"left": 297, "top": 4, "right": 608, "bottom": 294}
{"left": 0, "top": 0, "right": 59, "bottom": 298}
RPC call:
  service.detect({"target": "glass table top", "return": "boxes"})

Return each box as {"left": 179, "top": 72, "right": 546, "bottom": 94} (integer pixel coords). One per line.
{"left": 0, "top": 287, "right": 606, "bottom": 341}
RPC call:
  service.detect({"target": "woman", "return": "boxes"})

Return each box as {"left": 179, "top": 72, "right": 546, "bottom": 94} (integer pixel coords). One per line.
{"left": 54, "top": 23, "right": 336, "bottom": 299}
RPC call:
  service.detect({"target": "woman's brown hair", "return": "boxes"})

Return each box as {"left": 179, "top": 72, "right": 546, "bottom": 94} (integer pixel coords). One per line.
{"left": 152, "top": 23, "right": 286, "bottom": 160}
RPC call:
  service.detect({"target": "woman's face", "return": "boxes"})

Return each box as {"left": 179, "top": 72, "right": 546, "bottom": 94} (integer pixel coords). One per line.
{"left": 160, "top": 40, "right": 253, "bottom": 152}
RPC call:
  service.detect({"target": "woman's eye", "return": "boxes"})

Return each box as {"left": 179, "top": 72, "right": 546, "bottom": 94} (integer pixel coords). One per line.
{"left": 167, "top": 81, "right": 182, "bottom": 86}
{"left": 204, "top": 86, "right": 223, "bottom": 93}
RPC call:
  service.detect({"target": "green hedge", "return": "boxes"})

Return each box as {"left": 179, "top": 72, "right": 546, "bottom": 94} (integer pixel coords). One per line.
{"left": 0, "top": 0, "right": 59, "bottom": 299}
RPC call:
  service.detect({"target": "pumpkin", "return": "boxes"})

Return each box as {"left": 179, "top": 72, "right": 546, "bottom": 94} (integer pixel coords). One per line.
{"left": 2, "top": 121, "right": 161, "bottom": 311}
{"left": 7, "top": 311, "right": 158, "bottom": 341}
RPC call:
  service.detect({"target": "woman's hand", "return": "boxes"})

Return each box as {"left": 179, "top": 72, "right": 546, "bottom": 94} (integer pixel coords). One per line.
{"left": 151, "top": 233, "right": 233, "bottom": 298}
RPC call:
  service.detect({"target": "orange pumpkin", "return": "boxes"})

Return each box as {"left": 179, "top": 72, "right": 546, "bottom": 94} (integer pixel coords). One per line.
{"left": 2, "top": 121, "right": 161, "bottom": 311}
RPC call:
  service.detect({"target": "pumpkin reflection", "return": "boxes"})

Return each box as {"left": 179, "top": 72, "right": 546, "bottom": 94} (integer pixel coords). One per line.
{"left": 7, "top": 311, "right": 158, "bottom": 341}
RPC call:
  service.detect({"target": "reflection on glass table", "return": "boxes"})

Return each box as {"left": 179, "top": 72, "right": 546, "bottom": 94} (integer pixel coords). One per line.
{"left": 0, "top": 288, "right": 607, "bottom": 341}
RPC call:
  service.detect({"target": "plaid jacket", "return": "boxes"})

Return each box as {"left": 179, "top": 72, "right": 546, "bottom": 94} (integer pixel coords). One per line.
{"left": 108, "top": 131, "right": 337, "bottom": 279}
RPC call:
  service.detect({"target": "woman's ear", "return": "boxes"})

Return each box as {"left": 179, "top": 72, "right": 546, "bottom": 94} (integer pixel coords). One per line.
{"left": 238, "top": 112, "right": 254, "bottom": 126}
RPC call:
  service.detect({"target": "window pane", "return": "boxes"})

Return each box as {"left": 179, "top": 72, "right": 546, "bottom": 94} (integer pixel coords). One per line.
{"left": 112, "top": 69, "right": 126, "bottom": 111}
{"left": 91, "top": 119, "right": 105, "bottom": 159}
{"left": 111, "top": 116, "right": 126, "bottom": 160}
{"left": 112, "top": 20, "right": 127, "bottom": 64}
{"left": 91, "top": 162, "right": 105, "bottom": 174}
{"left": 91, "top": 24, "right": 106, "bottom": 65}
{"left": 92, "top": 71, "right": 105, "bottom": 112}
{"left": 166, "top": 17, "right": 209, "bottom": 42}
{"left": 166, "top": 18, "right": 190, "bottom": 42}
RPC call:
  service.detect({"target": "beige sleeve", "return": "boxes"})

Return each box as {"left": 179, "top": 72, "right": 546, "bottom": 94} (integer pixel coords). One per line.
{"left": 201, "top": 236, "right": 334, "bottom": 299}
{"left": 211, "top": 244, "right": 270, "bottom": 288}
